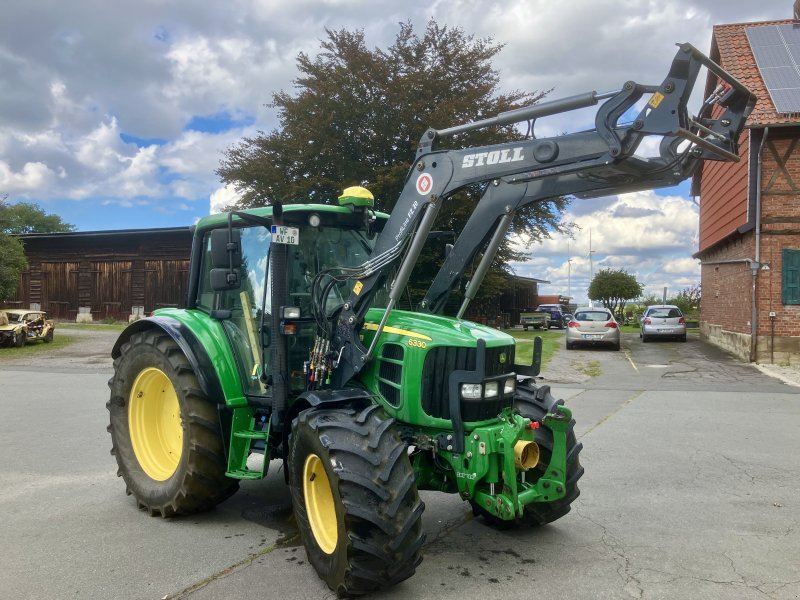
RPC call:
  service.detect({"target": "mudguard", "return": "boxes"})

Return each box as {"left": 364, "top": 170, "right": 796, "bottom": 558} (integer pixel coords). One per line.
{"left": 112, "top": 316, "right": 226, "bottom": 404}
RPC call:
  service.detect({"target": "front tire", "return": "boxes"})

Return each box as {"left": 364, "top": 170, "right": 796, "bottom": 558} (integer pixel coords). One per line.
{"left": 473, "top": 383, "right": 583, "bottom": 528}
{"left": 107, "top": 330, "right": 238, "bottom": 516}
{"left": 289, "top": 404, "right": 425, "bottom": 596}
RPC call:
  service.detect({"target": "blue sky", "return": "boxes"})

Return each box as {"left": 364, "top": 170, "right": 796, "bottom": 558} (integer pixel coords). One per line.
{"left": 0, "top": 0, "right": 790, "bottom": 303}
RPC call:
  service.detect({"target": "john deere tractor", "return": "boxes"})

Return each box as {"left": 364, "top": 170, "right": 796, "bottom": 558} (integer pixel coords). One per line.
{"left": 107, "top": 43, "right": 754, "bottom": 596}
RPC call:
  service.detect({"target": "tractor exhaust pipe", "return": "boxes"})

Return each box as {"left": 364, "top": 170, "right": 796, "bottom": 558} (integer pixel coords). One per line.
{"left": 514, "top": 440, "right": 540, "bottom": 470}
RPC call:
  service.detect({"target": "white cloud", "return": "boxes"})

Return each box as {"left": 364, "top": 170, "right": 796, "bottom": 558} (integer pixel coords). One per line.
{"left": 663, "top": 257, "right": 700, "bottom": 275}
{"left": 0, "top": 0, "right": 790, "bottom": 232}
{"left": 514, "top": 189, "right": 702, "bottom": 304}
{"left": 0, "top": 160, "right": 57, "bottom": 192}
{"left": 210, "top": 184, "right": 242, "bottom": 214}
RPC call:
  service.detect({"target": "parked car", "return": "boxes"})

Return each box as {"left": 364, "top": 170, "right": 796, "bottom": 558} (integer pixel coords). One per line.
{"left": 536, "top": 304, "right": 566, "bottom": 329}
{"left": 566, "top": 308, "right": 620, "bottom": 350}
{"left": 0, "top": 309, "right": 55, "bottom": 347}
{"left": 640, "top": 304, "right": 686, "bottom": 342}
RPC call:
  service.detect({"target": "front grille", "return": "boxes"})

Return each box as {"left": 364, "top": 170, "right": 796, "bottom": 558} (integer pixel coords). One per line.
{"left": 421, "top": 344, "right": 515, "bottom": 421}
{"left": 378, "top": 343, "right": 404, "bottom": 407}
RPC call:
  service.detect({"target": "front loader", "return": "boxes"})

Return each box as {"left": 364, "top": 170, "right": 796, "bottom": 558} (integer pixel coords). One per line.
{"left": 107, "top": 43, "right": 754, "bottom": 596}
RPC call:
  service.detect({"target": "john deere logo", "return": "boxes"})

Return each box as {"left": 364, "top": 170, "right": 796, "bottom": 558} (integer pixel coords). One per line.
{"left": 499, "top": 352, "right": 507, "bottom": 364}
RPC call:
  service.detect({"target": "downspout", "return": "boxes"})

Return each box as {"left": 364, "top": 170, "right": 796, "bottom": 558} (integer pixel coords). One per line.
{"left": 751, "top": 126, "right": 768, "bottom": 362}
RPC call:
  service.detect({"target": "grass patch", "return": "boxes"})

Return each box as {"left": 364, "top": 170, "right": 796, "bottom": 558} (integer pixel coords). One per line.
{"left": 501, "top": 328, "right": 564, "bottom": 371}
{"left": 58, "top": 322, "right": 127, "bottom": 332}
{"left": 0, "top": 334, "right": 75, "bottom": 358}
{"left": 578, "top": 359, "right": 602, "bottom": 378}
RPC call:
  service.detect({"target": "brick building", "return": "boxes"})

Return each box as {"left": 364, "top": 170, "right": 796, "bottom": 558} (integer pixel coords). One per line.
{"left": 693, "top": 10, "right": 800, "bottom": 363}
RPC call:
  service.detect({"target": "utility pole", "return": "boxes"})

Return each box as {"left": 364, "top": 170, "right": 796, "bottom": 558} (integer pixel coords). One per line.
{"left": 567, "top": 240, "right": 572, "bottom": 304}
{"left": 588, "top": 230, "right": 596, "bottom": 307}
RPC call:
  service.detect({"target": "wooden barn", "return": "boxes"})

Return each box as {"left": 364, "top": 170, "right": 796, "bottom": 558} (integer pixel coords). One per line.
{"left": 3, "top": 227, "right": 552, "bottom": 327}
{"left": 2, "top": 227, "right": 193, "bottom": 321}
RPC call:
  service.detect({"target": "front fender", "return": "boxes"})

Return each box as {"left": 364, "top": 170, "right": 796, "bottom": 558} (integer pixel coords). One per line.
{"left": 112, "top": 314, "right": 247, "bottom": 407}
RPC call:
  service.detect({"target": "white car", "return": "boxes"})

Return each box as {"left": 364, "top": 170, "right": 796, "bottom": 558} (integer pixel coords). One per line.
{"left": 640, "top": 305, "right": 687, "bottom": 342}
{"left": 565, "top": 308, "right": 620, "bottom": 350}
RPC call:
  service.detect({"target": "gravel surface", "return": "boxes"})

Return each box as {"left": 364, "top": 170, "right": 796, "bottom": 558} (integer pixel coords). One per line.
{"left": 0, "top": 325, "right": 119, "bottom": 372}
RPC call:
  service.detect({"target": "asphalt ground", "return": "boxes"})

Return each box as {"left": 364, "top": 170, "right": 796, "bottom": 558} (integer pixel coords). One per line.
{"left": 1, "top": 329, "right": 798, "bottom": 599}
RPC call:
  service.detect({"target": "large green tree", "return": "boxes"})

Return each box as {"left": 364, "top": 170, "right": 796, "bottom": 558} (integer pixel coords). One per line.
{"left": 0, "top": 196, "right": 74, "bottom": 300}
{"left": 0, "top": 234, "right": 27, "bottom": 301}
{"left": 218, "top": 21, "right": 569, "bottom": 308}
{"left": 588, "top": 268, "right": 644, "bottom": 316}
{"left": 0, "top": 198, "right": 75, "bottom": 234}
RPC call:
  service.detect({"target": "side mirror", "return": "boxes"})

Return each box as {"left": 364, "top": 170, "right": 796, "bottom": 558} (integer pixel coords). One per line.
{"left": 210, "top": 268, "right": 240, "bottom": 291}
{"left": 211, "top": 227, "right": 242, "bottom": 269}
{"left": 209, "top": 226, "right": 242, "bottom": 291}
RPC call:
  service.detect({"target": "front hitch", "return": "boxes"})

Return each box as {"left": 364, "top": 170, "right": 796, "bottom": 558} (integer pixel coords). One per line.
{"left": 445, "top": 405, "right": 572, "bottom": 521}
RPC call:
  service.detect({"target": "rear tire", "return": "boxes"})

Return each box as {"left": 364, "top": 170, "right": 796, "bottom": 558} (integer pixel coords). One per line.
{"left": 680, "top": 334, "right": 687, "bottom": 343}
{"left": 642, "top": 334, "right": 649, "bottom": 343}
{"left": 472, "top": 383, "right": 583, "bottom": 528}
{"left": 566, "top": 341, "right": 574, "bottom": 350}
{"left": 289, "top": 404, "right": 425, "bottom": 596}
{"left": 44, "top": 329, "right": 54, "bottom": 343}
{"left": 107, "top": 330, "right": 238, "bottom": 517}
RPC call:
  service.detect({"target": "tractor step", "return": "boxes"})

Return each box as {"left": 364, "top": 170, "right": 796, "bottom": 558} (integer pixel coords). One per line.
{"left": 225, "top": 407, "right": 271, "bottom": 480}
{"left": 233, "top": 429, "right": 270, "bottom": 440}
{"left": 226, "top": 469, "right": 265, "bottom": 480}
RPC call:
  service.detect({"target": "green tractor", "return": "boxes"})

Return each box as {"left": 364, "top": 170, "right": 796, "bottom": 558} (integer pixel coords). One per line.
{"left": 107, "top": 44, "right": 753, "bottom": 596}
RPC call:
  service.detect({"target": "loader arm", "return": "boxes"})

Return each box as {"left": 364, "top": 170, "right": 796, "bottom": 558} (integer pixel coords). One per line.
{"left": 325, "top": 42, "right": 755, "bottom": 387}
{"left": 420, "top": 138, "right": 693, "bottom": 316}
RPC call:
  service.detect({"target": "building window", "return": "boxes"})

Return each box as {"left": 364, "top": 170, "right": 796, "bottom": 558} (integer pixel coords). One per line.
{"left": 782, "top": 249, "right": 800, "bottom": 305}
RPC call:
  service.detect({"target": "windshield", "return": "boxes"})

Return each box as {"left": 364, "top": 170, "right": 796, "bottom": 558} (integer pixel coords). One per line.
{"left": 576, "top": 311, "right": 612, "bottom": 321}
{"left": 649, "top": 308, "right": 682, "bottom": 318}
{"left": 288, "top": 225, "right": 381, "bottom": 317}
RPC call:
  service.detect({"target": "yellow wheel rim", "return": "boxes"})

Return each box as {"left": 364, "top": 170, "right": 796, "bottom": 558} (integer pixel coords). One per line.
{"left": 128, "top": 367, "right": 183, "bottom": 481}
{"left": 303, "top": 453, "right": 338, "bottom": 554}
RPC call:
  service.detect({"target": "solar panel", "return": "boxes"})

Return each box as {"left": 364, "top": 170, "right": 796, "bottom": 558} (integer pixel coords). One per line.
{"left": 746, "top": 24, "right": 800, "bottom": 113}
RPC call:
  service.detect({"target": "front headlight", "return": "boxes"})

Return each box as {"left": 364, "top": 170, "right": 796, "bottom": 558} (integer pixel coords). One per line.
{"left": 461, "top": 383, "right": 482, "bottom": 399}
{"left": 484, "top": 381, "right": 499, "bottom": 399}
{"left": 504, "top": 377, "right": 516, "bottom": 395}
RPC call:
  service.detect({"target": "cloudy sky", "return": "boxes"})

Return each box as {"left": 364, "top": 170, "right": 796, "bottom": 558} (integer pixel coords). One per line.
{"left": 0, "top": 1, "right": 791, "bottom": 304}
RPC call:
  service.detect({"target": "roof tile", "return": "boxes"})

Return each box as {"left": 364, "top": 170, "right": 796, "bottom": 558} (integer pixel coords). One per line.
{"left": 711, "top": 19, "right": 800, "bottom": 127}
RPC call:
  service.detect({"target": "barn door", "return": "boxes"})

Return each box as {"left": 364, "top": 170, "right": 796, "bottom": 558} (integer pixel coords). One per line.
{"left": 91, "top": 261, "right": 132, "bottom": 321}
{"left": 40, "top": 262, "right": 80, "bottom": 319}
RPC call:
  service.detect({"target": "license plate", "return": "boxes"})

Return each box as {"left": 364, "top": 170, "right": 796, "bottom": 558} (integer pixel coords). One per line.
{"left": 582, "top": 334, "right": 603, "bottom": 340}
{"left": 657, "top": 328, "right": 670, "bottom": 333}
{"left": 271, "top": 225, "right": 299, "bottom": 245}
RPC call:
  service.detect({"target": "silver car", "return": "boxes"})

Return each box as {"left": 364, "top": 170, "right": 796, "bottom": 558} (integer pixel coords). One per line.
{"left": 640, "top": 304, "right": 687, "bottom": 342}
{"left": 565, "top": 308, "right": 621, "bottom": 350}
